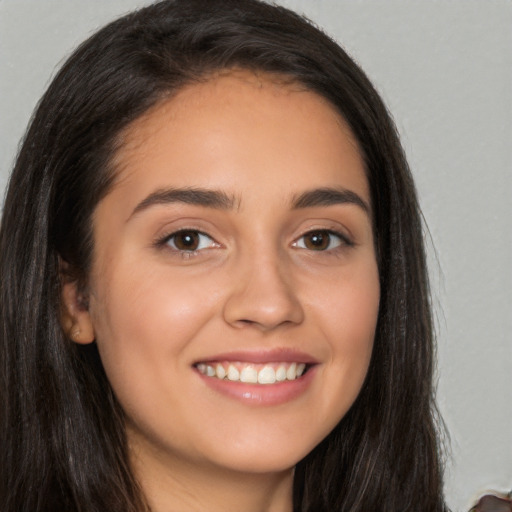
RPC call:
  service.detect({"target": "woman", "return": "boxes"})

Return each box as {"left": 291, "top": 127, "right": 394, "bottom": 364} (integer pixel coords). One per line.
{"left": 0, "top": 0, "right": 448, "bottom": 510}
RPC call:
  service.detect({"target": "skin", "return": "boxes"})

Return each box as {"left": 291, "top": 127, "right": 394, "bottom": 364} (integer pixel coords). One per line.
{"left": 62, "top": 70, "right": 380, "bottom": 512}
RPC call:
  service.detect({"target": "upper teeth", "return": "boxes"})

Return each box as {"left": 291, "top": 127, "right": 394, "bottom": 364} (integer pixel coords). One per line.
{"left": 196, "top": 362, "right": 307, "bottom": 384}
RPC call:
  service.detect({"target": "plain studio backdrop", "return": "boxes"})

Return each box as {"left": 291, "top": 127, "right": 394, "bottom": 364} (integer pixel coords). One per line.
{"left": 1, "top": 1, "right": 511, "bottom": 510}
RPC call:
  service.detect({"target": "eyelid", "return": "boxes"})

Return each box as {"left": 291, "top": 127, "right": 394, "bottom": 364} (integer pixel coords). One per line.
{"left": 153, "top": 224, "right": 354, "bottom": 256}
{"left": 292, "top": 228, "right": 354, "bottom": 251}
{"left": 155, "top": 228, "right": 220, "bottom": 253}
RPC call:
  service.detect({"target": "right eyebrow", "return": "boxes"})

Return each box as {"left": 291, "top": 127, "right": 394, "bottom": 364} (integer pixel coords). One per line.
{"left": 128, "top": 187, "right": 238, "bottom": 221}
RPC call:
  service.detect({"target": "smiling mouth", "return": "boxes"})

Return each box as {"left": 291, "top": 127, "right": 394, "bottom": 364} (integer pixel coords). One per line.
{"left": 195, "top": 361, "right": 309, "bottom": 384}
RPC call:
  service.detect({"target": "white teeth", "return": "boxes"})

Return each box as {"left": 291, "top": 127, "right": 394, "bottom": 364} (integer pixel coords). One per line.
{"left": 216, "top": 364, "right": 226, "bottom": 380}
{"left": 286, "top": 363, "right": 297, "bottom": 381}
{"left": 227, "top": 365, "right": 240, "bottom": 381}
{"left": 275, "top": 366, "right": 287, "bottom": 382}
{"left": 258, "top": 366, "right": 276, "bottom": 384}
{"left": 240, "top": 366, "right": 258, "bottom": 383}
{"left": 197, "top": 361, "right": 308, "bottom": 384}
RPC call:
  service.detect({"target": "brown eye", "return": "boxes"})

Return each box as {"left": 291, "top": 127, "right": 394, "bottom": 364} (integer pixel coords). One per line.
{"left": 166, "top": 230, "right": 216, "bottom": 252}
{"left": 304, "top": 231, "right": 330, "bottom": 250}
{"left": 294, "top": 230, "right": 345, "bottom": 251}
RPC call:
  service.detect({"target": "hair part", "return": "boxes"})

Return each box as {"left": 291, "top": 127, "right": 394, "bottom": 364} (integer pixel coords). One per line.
{"left": 0, "top": 1, "right": 448, "bottom": 510}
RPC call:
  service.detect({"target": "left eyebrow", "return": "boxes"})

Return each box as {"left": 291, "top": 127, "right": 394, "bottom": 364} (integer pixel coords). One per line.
{"left": 291, "top": 187, "right": 370, "bottom": 213}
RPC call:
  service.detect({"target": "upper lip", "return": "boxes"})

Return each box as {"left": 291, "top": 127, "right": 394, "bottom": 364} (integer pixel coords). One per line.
{"left": 193, "top": 348, "right": 319, "bottom": 365}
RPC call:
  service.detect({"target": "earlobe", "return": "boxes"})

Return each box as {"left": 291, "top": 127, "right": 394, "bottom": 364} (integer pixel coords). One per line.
{"left": 60, "top": 279, "right": 96, "bottom": 345}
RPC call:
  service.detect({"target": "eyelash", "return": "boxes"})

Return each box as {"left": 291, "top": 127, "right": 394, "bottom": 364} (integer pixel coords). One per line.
{"left": 292, "top": 229, "right": 353, "bottom": 252}
{"left": 155, "top": 229, "right": 219, "bottom": 258}
{"left": 155, "top": 228, "right": 353, "bottom": 258}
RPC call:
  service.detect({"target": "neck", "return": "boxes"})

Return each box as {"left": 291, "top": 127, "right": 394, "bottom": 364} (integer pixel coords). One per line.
{"left": 129, "top": 434, "right": 294, "bottom": 512}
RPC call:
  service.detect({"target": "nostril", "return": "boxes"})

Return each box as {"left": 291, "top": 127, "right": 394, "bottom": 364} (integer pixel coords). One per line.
{"left": 222, "top": 275, "right": 305, "bottom": 330}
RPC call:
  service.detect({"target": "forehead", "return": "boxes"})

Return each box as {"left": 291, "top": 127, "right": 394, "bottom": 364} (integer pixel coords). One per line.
{"left": 107, "top": 69, "right": 369, "bottom": 210}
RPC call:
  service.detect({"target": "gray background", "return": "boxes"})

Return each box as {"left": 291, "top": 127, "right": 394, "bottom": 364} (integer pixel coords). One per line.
{"left": 1, "top": 1, "right": 511, "bottom": 510}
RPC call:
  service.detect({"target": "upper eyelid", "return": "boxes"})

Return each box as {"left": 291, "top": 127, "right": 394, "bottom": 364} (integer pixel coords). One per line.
{"left": 294, "top": 227, "right": 353, "bottom": 243}
{"left": 153, "top": 223, "right": 355, "bottom": 249}
{"left": 156, "top": 224, "right": 215, "bottom": 239}
{"left": 164, "top": 228, "right": 212, "bottom": 238}
{"left": 162, "top": 229, "right": 216, "bottom": 244}
{"left": 293, "top": 229, "right": 353, "bottom": 248}
{"left": 292, "top": 217, "right": 355, "bottom": 236}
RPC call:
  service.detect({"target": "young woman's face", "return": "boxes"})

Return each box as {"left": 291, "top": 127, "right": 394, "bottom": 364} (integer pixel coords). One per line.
{"left": 80, "top": 71, "right": 379, "bottom": 476}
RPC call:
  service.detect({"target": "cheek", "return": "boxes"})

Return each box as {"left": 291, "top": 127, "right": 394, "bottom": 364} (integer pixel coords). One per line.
{"left": 334, "top": 278, "right": 379, "bottom": 346}
{"left": 307, "top": 260, "right": 380, "bottom": 344}
{"left": 88, "top": 263, "right": 223, "bottom": 387}
{"left": 307, "top": 261, "right": 380, "bottom": 398}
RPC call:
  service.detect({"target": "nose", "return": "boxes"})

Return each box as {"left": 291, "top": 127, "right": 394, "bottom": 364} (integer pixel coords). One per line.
{"left": 222, "top": 251, "right": 305, "bottom": 332}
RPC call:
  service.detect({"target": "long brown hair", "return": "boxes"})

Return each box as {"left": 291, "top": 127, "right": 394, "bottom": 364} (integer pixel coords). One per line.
{"left": 0, "top": 1, "right": 448, "bottom": 510}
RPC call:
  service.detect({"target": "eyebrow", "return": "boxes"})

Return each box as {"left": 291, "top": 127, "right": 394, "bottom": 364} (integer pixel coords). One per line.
{"left": 129, "top": 185, "right": 370, "bottom": 220}
{"left": 291, "top": 187, "right": 370, "bottom": 213}
{"left": 129, "top": 187, "right": 238, "bottom": 219}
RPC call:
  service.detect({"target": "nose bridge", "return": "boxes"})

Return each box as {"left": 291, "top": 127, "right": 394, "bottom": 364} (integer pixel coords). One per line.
{"left": 222, "top": 240, "right": 304, "bottom": 330}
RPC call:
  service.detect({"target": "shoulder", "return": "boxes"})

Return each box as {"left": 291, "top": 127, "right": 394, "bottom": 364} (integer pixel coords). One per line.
{"left": 470, "top": 494, "right": 512, "bottom": 512}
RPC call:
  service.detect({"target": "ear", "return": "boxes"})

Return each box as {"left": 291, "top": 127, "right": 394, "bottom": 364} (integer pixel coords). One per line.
{"left": 60, "top": 269, "right": 95, "bottom": 345}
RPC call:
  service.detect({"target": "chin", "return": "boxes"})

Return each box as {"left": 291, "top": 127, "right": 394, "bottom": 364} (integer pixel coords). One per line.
{"left": 196, "top": 430, "right": 328, "bottom": 475}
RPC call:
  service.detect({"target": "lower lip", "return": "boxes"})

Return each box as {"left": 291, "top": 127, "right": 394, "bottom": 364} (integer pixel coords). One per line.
{"left": 196, "top": 366, "right": 317, "bottom": 406}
